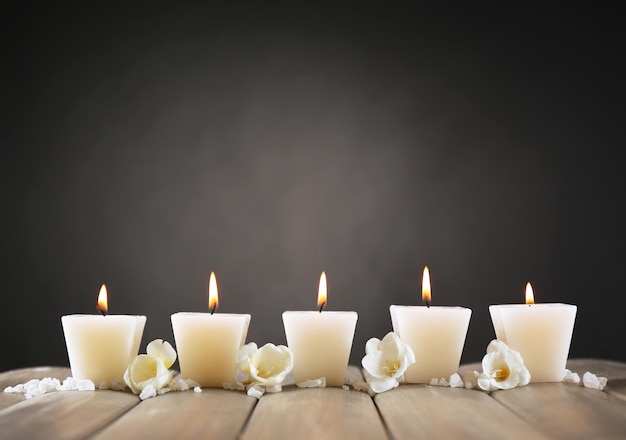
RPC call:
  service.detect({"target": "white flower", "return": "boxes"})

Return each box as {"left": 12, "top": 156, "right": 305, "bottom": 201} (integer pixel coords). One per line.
{"left": 124, "top": 339, "right": 177, "bottom": 395}
{"left": 361, "top": 332, "right": 416, "bottom": 394}
{"left": 477, "top": 339, "right": 530, "bottom": 392}
{"left": 236, "top": 342, "right": 294, "bottom": 387}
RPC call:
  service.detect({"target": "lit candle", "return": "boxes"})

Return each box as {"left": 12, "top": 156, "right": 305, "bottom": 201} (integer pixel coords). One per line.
{"left": 61, "top": 284, "right": 146, "bottom": 387}
{"left": 389, "top": 266, "right": 472, "bottom": 383}
{"left": 171, "top": 272, "right": 251, "bottom": 387}
{"left": 282, "top": 271, "right": 358, "bottom": 386}
{"left": 489, "top": 282, "right": 577, "bottom": 382}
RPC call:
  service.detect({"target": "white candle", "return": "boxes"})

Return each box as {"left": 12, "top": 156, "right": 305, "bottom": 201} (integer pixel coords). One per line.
{"left": 282, "top": 272, "right": 358, "bottom": 386}
{"left": 61, "top": 284, "right": 146, "bottom": 387}
{"left": 390, "top": 267, "right": 472, "bottom": 383}
{"left": 171, "top": 272, "right": 251, "bottom": 387}
{"left": 489, "top": 282, "right": 577, "bottom": 382}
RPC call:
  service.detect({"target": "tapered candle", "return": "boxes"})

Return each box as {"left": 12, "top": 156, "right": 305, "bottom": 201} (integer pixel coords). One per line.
{"left": 61, "top": 284, "right": 146, "bottom": 387}
{"left": 171, "top": 272, "right": 251, "bottom": 387}
{"left": 390, "top": 267, "right": 472, "bottom": 383}
{"left": 489, "top": 282, "right": 576, "bottom": 382}
{"left": 282, "top": 272, "right": 358, "bottom": 386}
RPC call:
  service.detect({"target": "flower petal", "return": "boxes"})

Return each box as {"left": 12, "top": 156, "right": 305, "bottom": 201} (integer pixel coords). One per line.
{"left": 369, "top": 378, "right": 399, "bottom": 394}
{"left": 365, "top": 337, "right": 381, "bottom": 356}
{"left": 362, "top": 351, "right": 386, "bottom": 378}
{"left": 146, "top": 339, "right": 177, "bottom": 369}
{"left": 236, "top": 342, "right": 258, "bottom": 372}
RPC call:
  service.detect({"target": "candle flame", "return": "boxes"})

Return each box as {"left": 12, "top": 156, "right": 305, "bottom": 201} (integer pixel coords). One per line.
{"left": 525, "top": 282, "right": 534, "bottom": 304}
{"left": 96, "top": 284, "right": 108, "bottom": 314}
{"left": 317, "top": 271, "right": 327, "bottom": 310}
{"left": 209, "top": 272, "right": 219, "bottom": 313}
{"left": 422, "top": 266, "right": 431, "bottom": 305}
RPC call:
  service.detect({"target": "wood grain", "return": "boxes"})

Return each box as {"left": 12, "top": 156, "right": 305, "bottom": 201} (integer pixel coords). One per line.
{"left": 241, "top": 366, "right": 385, "bottom": 440}
{"left": 375, "top": 384, "right": 550, "bottom": 440}
{"left": 0, "top": 389, "right": 138, "bottom": 440}
{"left": 92, "top": 388, "right": 257, "bottom": 440}
{"left": 492, "top": 382, "right": 626, "bottom": 439}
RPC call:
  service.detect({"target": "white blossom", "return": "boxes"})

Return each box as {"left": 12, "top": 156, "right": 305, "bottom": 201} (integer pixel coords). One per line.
{"left": 361, "top": 332, "right": 416, "bottom": 394}
{"left": 477, "top": 339, "right": 530, "bottom": 391}
{"left": 236, "top": 342, "right": 294, "bottom": 388}
{"left": 124, "top": 339, "right": 177, "bottom": 396}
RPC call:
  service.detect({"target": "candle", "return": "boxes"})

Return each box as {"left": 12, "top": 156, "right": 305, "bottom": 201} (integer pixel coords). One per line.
{"left": 171, "top": 272, "right": 251, "bottom": 387}
{"left": 61, "top": 284, "right": 146, "bottom": 387}
{"left": 489, "top": 282, "right": 577, "bottom": 382}
{"left": 389, "top": 267, "right": 472, "bottom": 383}
{"left": 282, "top": 271, "right": 358, "bottom": 386}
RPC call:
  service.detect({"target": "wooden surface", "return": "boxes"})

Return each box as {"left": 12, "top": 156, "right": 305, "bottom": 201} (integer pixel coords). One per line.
{"left": 1, "top": 359, "right": 625, "bottom": 439}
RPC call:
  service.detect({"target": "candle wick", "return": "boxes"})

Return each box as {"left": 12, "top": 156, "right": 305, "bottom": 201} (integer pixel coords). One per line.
{"left": 96, "top": 306, "right": 106, "bottom": 317}
{"left": 319, "top": 302, "right": 326, "bottom": 313}
{"left": 425, "top": 300, "right": 431, "bottom": 309}
{"left": 210, "top": 305, "right": 216, "bottom": 315}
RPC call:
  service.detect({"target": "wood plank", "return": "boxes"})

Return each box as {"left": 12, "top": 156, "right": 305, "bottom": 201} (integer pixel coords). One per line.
{"left": 92, "top": 389, "right": 257, "bottom": 440}
{"left": 0, "top": 366, "right": 72, "bottom": 411}
{"left": 241, "top": 366, "right": 387, "bottom": 440}
{"left": 492, "top": 382, "right": 626, "bottom": 439}
{"left": 0, "top": 389, "right": 139, "bottom": 440}
{"left": 375, "top": 384, "right": 550, "bottom": 440}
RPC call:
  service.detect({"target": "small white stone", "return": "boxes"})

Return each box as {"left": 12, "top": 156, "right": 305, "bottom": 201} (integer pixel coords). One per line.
{"left": 139, "top": 385, "right": 157, "bottom": 400}
{"left": 97, "top": 381, "right": 109, "bottom": 390}
{"left": 296, "top": 377, "right": 326, "bottom": 388}
{"left": 247, "top": 385, "right": 264, "bottom": 399}
{"left": 449, "top": 373, "right": 464, "bottom": 388}
{"left": 428, "top": 378, "right": 439, "bottom": 386}
{"left": 582, "top": 372, "right": 608, "bottom": 390}
{"left": 562, "top": 371, "right": 581, "bottom": 385}
{"left": 193, "top": 386, "right": 202, "bottom": 393}
{"left": 77, "top": 380, "right": 95, "bottom": 391}
{"left": 342, "top": 385, "right": 349, "bottom": 391}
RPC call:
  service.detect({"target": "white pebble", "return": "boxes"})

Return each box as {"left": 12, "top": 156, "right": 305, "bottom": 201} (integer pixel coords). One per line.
{"left": 562, "top": 371, "right": 581, "bottom": 385}
{"left": 428, "top": 378, "right": 439, "bottom": 386}
{"left": 342, "top": 385, "right": 350, "bottom": 391}
{"left": 582, "top": 372, "right": 608, "bottom": 390}
{"left": 139, "top": 385, "right": 157, "bottom": 400}
{"left": 247, "top": 385, "right": 264, "bottom": 399}
{"left": 296, "top": 377, "right": 326, "bottom": 388}
{"left": 449, "top": 373, "right": 464, "bottom": 388}
{"left": 193, "top": 386, "right": 202, "bottom": 393}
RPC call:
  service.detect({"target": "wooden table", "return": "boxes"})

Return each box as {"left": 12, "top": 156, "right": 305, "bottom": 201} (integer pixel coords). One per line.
{"left": 1, "top": 359, "right": 625, "bottom": 439}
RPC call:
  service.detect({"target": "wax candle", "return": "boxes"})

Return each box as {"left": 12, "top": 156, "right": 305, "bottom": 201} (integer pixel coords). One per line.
{"left": 390, "top": 267, "right": 472, "bottom": 383}
{"left": 61, "top": 284, "right": 146, "bottom": 387}
{"left": 282, "top": 272, "right": 358, "bottom": 387}
{"left": 171, "top": 272, "right": 251, "bottom": 387}
{"left": 489, "top": 282, "right": 576, "bottom": 382}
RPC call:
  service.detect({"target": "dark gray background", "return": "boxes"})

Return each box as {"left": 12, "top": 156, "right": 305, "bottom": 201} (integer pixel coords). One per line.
{"left": 2, "top": 2, "right": 623, "bottom": 372}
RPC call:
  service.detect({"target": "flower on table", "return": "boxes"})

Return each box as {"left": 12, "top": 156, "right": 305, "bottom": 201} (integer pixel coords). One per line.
{"left": 361, "top": 332, "right": 416, "bottom": 394}
{"left": 476, "top": 339, "right": 530, "bottom": 392}
{"left": 124, "top": 339, "right": 177, "bottom": 398}
{"left": 234, "top": 342, "right": 294, "bottom": 398}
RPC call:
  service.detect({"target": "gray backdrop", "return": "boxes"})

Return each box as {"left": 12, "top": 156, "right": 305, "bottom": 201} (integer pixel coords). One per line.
{"left": 2, "top": 3, "right": 623, "bottom": 372}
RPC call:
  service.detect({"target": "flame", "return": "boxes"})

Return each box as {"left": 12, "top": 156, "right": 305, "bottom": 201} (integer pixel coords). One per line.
{"left": 209, "top": 272, "right": 219, "bottom": 312}
{"left": 422, "top": 266, "right": 431, "bottom": 304}
{"left": 96, "top": 284, "right": 108, "bottom": 314}
{"left": 525, "top": 282, "right": 534, "bottom": 304}
{"left": 317, "top": 271, "right": 327, "bottom": 309}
